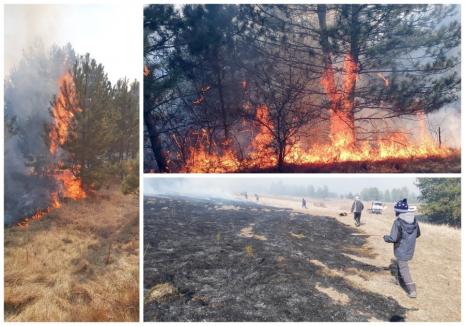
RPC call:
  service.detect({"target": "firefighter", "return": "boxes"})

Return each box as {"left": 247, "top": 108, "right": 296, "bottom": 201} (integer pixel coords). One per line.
{"left": 255, "top": 194, "right": 259, "bottom": 202}
{"left": 302, "top": 198, "right": 307, "bottom": 209}
{"left": 351, "top": 195, "right": 364, "bottom": 227}
{"left": 384, "top": 198, "right": 421, "bottom": 298}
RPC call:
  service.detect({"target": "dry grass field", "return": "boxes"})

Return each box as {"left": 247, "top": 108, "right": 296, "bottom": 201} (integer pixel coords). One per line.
{"left": 256, "top": 195, "right": 460, "bottom": 322}
{"left": 4, "top": 186, "right": 139, "bottom": 322}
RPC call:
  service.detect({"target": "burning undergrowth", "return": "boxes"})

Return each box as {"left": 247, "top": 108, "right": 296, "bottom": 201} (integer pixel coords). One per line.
{"left": 5, "top": 43, "right": 139, "bottom": 226}
{"left": 8, "top": 69, "right": 86, "bottom": 227}
{"left": 144, "top": 4, "right": 460, "bottom": 173}
{"left": 4, "top": 44, "right": 78, "bottom": 225}
{"left": 144, "top": 195, "right": 408, "bottom": 321}
{"left": 172, "top": 105, "right": 459, "bottom": 173}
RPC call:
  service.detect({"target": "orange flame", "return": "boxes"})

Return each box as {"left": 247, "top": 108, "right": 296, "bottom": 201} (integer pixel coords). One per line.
{"left": 17, "top": 72, "right": 86, "bottom": 228}
{"left": 49, "top": 72, "right": 86, "bottom": 200}
{"left": 175, "top": 54, "right": 453, "bottom": 173}
{"left": 49, "top": 72, "right": 81, "bottom": 155}
{"left": 182, "top": 129, "right": 240, "bottom": 173}
{"left": 144, "top": 65, "right": 150, "bottom": 77}
{"left": 248, "top": 105, "right": 276, "bottom": 167}
{"left": 321, "top": 54, "right": 357, "bottom": 154}
{"left": 377, "top": 73, "right": 389, "bottom": 87}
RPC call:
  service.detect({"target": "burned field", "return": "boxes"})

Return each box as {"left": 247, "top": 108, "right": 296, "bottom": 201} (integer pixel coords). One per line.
{"left": 144, "top": 196, "right": 407, "bottom": 321}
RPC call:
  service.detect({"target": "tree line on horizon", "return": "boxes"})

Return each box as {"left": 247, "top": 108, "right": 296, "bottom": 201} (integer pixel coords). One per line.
{"left": 265, "top": 178, "right": 460, "bottom": 227}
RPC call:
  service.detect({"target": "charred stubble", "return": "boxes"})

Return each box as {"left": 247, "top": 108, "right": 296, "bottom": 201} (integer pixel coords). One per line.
{"left": 144, "top": 196, "right": 407, "bottom": 321}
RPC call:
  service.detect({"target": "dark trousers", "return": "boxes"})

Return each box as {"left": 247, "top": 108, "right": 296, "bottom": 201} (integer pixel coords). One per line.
{"left": 398, "top": 260, "right": 413, "bottom": 284}
{"left": 353, "top": 212, "right": 361, "bottom": 224}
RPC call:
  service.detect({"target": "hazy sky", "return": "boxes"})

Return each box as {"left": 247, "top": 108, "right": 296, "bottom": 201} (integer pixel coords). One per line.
{"left": 4, "top": 4, "right": 140, "bottom": 83}
{"left": 144, "top": 176, "right": 422, "bottom": 197}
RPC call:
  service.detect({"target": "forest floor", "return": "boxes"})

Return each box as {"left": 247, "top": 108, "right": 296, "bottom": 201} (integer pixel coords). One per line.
{"left": 144, "top": 194, "right": 460, "bottom": 322}
{"left": 240, "top": 153, "right": 461, "bottom": 173}
{"left": 4, "top": 186, "right": 139, "bottom": 322}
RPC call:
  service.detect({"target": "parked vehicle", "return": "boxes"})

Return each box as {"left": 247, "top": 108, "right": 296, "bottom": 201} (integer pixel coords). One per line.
{"left": 369, "top": 201, "right": 385, "bottom": 214}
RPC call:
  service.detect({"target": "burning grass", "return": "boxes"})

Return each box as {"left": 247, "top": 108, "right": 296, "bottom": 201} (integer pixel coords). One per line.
{"left": 171, "top": 106, "right": 460, "bottom": 173}
{"left": 4, "top": 186, "right": 139, "bottom": 322}
{"left": 240, "top": 153, "right": 461, "bottom": 173}
{"left": 152, "top": 49, "right": 459, "bottom": 174}
{"left": 151, "top": 56, "right": 459, "bottom": 174}
{"left": 16, "top": 72, "right": 87, "bottom": 228}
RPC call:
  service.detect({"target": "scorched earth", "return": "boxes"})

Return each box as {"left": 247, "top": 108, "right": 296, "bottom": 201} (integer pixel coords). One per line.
{"left": 144, "top": 195, "right": 409, "bottom": 322}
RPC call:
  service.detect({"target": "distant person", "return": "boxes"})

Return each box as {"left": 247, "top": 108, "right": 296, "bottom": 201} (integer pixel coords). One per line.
{"left": 244, "top": 192, "right": 248, "bottom": 200}
{"left": 255, "top": 194, "right": 259, "bottom": 202}
{"left": 351, "top": 196, "right": 364, "bottom": 227}
{"left": 383, "top": 198, "right": 421, "bottom": 298}
{"left": 302, "top": 198, "right": 307, "bottom": 209}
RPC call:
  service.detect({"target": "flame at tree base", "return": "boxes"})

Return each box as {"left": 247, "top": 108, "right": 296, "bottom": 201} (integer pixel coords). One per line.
{"left": 178, "top": 55, "right": 455, "bottom": 173}
{"left": 17, "top": 72, "right": 86, "bottom": 228}
{"left": 179, "top": 105, "right": 455, "bottom": 173}
{"left": 182, "top": 140, "right": 455, "bottom": 173}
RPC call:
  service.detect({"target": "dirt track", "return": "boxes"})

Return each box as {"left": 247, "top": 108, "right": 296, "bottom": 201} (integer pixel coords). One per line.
{"left": 144, "top": 195, "right": 415, "bottom": 322}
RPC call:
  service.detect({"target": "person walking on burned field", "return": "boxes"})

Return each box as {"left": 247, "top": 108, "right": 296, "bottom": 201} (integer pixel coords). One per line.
{"left": 302, "top": 198, "right": 307, "bottom": 209}
{"left": 384, "top": 198, "right": 421, "bottom": 299}
{"left": 351, "top": 195, "right": 364, "bottom": 227}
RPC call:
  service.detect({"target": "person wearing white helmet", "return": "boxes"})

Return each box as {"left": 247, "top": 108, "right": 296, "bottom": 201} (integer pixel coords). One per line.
{"left": 350, "top": 195, "right": 364, "bottom": 227}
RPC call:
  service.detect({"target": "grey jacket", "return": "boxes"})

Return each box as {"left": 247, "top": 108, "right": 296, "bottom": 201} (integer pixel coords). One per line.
{"left": 384, "top": 213, "right": 421, "bottom": 261}
{"left": 351, "top": 200, "right": 364, "bottom": 213}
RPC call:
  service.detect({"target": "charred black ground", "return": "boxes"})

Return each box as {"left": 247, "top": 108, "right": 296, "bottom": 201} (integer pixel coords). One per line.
{"left": 144, "top": 195, "right": 407, "bottom": 321}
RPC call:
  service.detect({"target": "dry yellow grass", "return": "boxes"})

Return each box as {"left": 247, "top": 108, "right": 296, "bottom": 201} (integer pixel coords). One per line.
{"left": 290, "top": 232, "right": 306, "bottom": 239}
{"left": 4, "top": 186, "right": 139, "bottom": 322}
{"left": 249, "top": 195, "right": 461, "bottom": 322}
{"left": 245, "top": 244, "right": 254, "bottom": 257}
{"left": 239, "top": 225, "right": 267, "bottom": 241}
{"left": 145, "top": 283, "right": 177, "bottom": 304}
{"left": 315, "top": 283, "right": 350, "bottom": 305}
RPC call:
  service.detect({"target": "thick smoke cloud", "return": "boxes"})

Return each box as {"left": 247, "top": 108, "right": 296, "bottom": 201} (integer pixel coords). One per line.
{"left": 144, "top": 177, "right": 419, "bottom": 199}
{"left": 4, "top": 43, "right": 76, "bottom": 224}
{"left": 4, "top": 5, "right": 64, "bottom": 73}
{"left": 428, "top": 105, "right": 461, "bottom": 148}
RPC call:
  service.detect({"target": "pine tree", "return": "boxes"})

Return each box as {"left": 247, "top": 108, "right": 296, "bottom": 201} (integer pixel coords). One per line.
{"left": 416, "top": 178, "right": 460, "bottom": 226}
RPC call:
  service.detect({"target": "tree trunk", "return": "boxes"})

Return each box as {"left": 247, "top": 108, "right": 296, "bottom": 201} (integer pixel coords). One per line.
{"left": 438, "top": 126, "right": 442, "bottom": 147}
{"left": 144, "top": 110, "right": 169, "bottom": 172}
{"left": 215, "top": 61, "right": 230, "bottom": 145}
{"left": 344, "top": 4, "right": 361, "bottom": 143}
{"left": 318, "top": 4, "right": 359, "bottom": 147}
{"left": 317, "top": 5, "right": 333, "bottom": 70}
{"left": 277, "top": 141, "right": 285, "bottom": 172}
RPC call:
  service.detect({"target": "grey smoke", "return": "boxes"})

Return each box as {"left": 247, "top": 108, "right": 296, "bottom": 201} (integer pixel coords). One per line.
{"left": 144, "top": 177, "right": 420, "bottom": 199}
{"left": 4, "top": 42, "right": 76, "bottom": 224}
